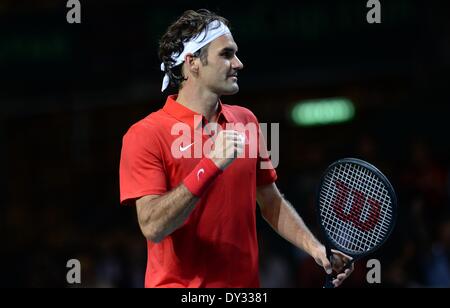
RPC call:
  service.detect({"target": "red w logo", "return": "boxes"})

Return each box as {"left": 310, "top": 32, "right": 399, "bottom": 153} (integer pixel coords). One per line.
{"left": 332, "top": 180, "right": 381, "bottom": 232}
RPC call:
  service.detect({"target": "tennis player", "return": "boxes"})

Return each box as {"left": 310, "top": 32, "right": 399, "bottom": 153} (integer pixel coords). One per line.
{"left": 119, "top": 9, "right": 353, "bottom": 288}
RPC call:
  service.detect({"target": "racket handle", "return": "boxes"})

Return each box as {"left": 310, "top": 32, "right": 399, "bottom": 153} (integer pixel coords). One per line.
{"left": 323, "top": 245, "right": 335, "bottom": 288}
{"left": 343, "top": 259, "right": 354, "bottom": 271}
{"left": 324, "top": 273, "right": 335, "bottom": 288}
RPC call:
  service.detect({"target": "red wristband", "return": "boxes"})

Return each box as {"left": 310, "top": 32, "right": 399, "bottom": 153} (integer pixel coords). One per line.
{"left": 183, "top": 158, "right": 222, "bottom": 197}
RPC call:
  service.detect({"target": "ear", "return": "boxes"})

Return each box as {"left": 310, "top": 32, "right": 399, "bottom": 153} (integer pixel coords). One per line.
{"left": 184, "top": 53, "right": 200, "bottom": 75}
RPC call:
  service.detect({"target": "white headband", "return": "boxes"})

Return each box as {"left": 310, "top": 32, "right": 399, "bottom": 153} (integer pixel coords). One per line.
{"left": 160, "top": 20, "right": 231, "bottom": 92}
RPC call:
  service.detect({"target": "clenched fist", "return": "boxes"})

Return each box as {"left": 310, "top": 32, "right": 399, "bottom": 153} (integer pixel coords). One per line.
{"left": 208, "top": 130, "right": 245, "bottom": 170}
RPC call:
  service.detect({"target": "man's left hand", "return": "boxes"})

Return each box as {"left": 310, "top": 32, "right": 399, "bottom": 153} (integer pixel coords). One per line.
{"left": 312, "top": 245, "right": 354, "bottom": 287}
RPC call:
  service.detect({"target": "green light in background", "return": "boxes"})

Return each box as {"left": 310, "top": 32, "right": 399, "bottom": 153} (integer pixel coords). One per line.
{"left": 291, "top": 98, "right": 355, "bottom": 126}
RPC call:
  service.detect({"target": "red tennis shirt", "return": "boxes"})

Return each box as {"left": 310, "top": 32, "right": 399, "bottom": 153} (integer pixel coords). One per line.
{"left": 119, "top": 95, "right": 277, "bottom": 288}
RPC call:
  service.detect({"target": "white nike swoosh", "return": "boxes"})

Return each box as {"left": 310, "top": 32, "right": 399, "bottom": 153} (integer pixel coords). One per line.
{"left": 197, "top": 168, "right": 205, "bottom": 180}
{"left": 179, "top": 142, "right": 195, "bottom": 152}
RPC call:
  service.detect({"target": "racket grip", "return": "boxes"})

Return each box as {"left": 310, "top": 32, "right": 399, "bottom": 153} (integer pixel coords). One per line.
{"left": 343, "top": 259, "right": 354, "bottom": 271}
{"left": 323, "top": 245, "right": 335, "bottom": 288}
{"left": 324, "top": 274, "right": 335, "bottom": 288}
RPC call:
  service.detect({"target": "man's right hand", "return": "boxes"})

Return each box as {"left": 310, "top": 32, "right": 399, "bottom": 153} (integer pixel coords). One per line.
{"left": 208, "top": 130, "right": 245, "bottom": 170}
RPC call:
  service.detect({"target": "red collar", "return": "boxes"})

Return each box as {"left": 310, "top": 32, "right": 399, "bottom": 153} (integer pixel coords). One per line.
{"left": 162, "top": 95, "right": 230, "bottom": 128}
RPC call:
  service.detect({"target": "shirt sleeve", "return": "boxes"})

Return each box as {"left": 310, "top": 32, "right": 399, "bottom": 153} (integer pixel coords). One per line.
{"left": 119, "top": 125, "right": 168, "bottom": 205}
{"left": 256, "top": 121, "right": 278, "bottom": 187}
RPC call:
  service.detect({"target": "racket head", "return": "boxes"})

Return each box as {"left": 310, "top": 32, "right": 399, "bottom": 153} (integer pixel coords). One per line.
{"left": 316, "top": 158, "right": 398, "bottom": 259}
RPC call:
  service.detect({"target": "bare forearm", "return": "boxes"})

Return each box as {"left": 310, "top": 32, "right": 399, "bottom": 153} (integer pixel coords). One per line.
{"left": 262, "top": 197, "right": 322, "bottom": 256}
{"left": 136, "top": 184, "right": 198, "bottom": 242}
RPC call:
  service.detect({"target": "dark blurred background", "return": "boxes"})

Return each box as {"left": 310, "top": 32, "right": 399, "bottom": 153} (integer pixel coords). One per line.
{"left": 1, "top": 0, "right": 450, "bottom": 287}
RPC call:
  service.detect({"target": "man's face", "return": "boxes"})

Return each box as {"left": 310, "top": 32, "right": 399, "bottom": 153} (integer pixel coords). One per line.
{"left": 197, "top": 34, "right": 244, "bottom": 95}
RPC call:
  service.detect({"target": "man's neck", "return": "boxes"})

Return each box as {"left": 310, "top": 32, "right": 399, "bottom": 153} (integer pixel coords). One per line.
{"left": 176, "top": 87, "right": 220, "bottom": 123}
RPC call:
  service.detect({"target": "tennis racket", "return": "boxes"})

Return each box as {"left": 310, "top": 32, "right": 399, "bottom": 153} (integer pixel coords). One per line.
{"left": 316, "top": 158, "right": 397, "bottom": 288}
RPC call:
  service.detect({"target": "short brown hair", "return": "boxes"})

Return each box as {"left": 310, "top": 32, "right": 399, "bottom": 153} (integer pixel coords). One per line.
{"left": 158, "top": 9, "right": 230, "bottom": 90}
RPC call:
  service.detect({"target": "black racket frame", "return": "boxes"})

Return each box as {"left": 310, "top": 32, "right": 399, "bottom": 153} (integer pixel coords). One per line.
{"left": 316, "top": 158, "right": 398, "bottom": 288}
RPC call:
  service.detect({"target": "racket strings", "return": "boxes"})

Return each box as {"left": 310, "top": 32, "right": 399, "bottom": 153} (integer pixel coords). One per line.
{"left": 320, "top": 163, "right": 394, "bottom": 254}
